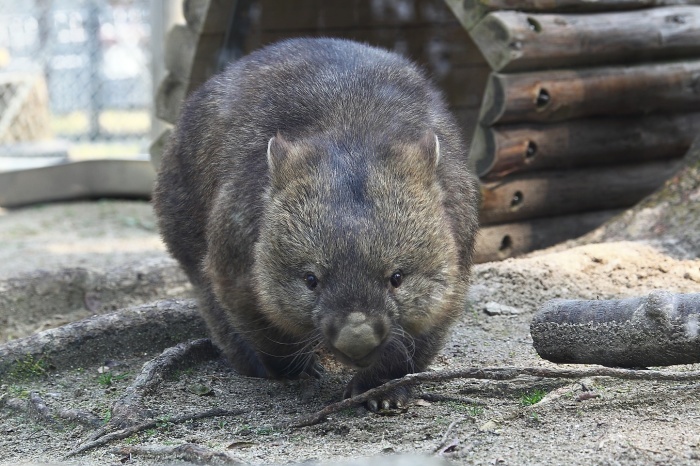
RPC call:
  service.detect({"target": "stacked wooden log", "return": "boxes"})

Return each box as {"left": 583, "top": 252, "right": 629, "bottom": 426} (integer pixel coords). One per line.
{"left": 446, "top": 0, "right": 700, "bottom": 262}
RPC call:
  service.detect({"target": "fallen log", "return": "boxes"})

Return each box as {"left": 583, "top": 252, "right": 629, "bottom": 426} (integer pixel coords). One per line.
{"left": 470, "top": 6, "right": 700, "bottom": 72}
{"left": 471, "top": 113, "right": 700, "bottom": 178}
{"left": 479, "top": 61, "right": 700, "bottom": 125}
{"left": 531, "top": 290, "right": 700, "bottom": 367}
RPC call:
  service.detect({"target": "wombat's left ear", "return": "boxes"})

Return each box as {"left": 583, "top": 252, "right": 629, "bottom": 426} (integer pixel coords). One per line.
{"left": 419, "top": 130, "right": 441, "bottom": 168}
{"left": 266, "top": 133, "right": 291, "bottom": 174}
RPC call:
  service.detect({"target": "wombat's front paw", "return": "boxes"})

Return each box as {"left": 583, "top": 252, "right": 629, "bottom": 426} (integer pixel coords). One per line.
{"left": 344, "top": 375, "right": 412, "bottom": 412}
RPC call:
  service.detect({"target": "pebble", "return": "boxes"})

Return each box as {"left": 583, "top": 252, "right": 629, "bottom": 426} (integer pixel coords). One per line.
{"left": 483, "top": 302, "right": 521, "bottom": 316}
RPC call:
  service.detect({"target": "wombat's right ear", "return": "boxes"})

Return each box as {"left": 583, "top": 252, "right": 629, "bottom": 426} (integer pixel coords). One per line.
{"left": 419, "top": 130, "right": 441, "bottom": 168}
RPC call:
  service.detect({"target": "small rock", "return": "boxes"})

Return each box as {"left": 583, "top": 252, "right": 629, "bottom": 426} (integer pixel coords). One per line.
{"left": 187, "top": 383, "right": 214, "bottom": 396}
{"left": 483, "top": 302, "right": 521, "bottom": 316}
{"left": 479, "top": 420, "right": 499, "bottom": 433}
{"left": 683, "top": 270, "right": 700, "bottom": 282}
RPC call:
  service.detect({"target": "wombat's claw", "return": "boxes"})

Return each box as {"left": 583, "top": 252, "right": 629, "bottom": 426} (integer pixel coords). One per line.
{"left": 366, "top": 396, "right": 409, "bottom": 413}
{"left": 344, "top": 377, "right": 412, "bottom": 413}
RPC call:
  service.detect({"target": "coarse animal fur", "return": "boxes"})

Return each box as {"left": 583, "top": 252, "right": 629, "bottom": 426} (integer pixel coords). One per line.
{"left": 153, "top": 38, "right": 480, "bottom": 408}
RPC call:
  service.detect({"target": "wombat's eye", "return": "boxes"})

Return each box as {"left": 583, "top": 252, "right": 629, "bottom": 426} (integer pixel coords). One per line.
{"left": 390, "top": 270, "right": 403, "bottom": 288}
{"left": 305, "top": 272, "right": 318, "bottom": 290}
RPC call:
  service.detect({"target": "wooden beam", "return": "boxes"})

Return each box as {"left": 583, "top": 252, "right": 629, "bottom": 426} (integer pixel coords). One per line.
{"left": 469, "top": 6, "right": 700, "bottom": 72}
{"left": 479, "top": 61, "right": 700, "bottom": 125}
{"left": 471, "top": 112, "right": 700, "bottom": 178}
{"left": 183, "top": 0, "right": 234, "bottom": 34}
{"left": 164, "top": 24, "right": 198, "bottom": 81}
{"left": 149, "top": 128, "right": 173, "bottom": 170}
{"left": 155, "top": 73, "right": 187, "bottom": 125}
{"left": 474, "top": 209, "right": 620, "bottom": 263}
{"left": 445, "top": 0, "right": 700, "bottom": 31}
{"left": 479, "top": 159, "right": 682, "bottom": 224}
{"left": 163, "top": 24, "right": 222, "bottom": 92}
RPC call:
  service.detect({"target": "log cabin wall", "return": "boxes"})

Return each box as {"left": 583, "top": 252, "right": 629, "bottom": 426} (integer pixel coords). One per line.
{"left": 446, "top": 0, "right": 700, "bottom": 262}
{"left": 152, "top": 0, "right": 700, "bottom": 263}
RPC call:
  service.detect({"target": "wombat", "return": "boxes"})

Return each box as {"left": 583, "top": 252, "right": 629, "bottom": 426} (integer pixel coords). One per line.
{"left": 153, "top": 38, "right": 480, "bottom": 410}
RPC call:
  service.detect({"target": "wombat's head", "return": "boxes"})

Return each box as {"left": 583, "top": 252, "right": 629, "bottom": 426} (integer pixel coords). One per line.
{"left": 253, "top": 131, "right": 460, "bottom": 368}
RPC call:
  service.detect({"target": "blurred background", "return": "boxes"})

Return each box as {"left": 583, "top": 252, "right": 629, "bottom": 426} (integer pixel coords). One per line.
{"left": 0, "top": 0, "right": 180, "bottom": 166}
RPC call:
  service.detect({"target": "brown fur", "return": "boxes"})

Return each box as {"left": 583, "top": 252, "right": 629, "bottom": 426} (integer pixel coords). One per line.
{"left": 153, "top": 38, "right": 480, "bottom": 403}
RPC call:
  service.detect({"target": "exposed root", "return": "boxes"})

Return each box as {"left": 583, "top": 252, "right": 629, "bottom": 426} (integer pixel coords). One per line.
{"left": 111, "top": 442, "right": 243, "bottom": 464}
{"left": 70, "top": 338, "right": 224, "bottom": 456}
{"left": 0, "top": 299, "right": 205, "bottom": 378}
{"left": 290, "top": 365, "right": 700, "bottom": 428}
{"left": 106, "top": 338, "right": 221, "bottom": 432}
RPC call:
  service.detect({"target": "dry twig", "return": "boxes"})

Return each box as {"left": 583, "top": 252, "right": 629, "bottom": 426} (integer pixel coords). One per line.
{"left": 434, "top": 420, "right": 459, "bottom": 454}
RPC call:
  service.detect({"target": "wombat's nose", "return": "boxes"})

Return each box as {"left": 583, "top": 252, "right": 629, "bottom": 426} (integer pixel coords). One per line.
{"left": 332, "top": 312, "right": 389, "bottom": 362}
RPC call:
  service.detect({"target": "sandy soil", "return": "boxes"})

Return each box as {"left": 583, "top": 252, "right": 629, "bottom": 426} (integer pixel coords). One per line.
{"left": 0, "top": 200, "right": 699, "bottom": 465}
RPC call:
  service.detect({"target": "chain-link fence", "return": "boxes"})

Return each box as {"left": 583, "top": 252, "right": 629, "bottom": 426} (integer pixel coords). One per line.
{"left": 0, "top": 0, "right": 155, "bottom": 160}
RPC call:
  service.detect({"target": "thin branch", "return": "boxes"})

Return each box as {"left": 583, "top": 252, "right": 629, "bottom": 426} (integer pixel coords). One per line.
{"left": 110, "top": 443, "right": 242, "bottom": 464}
{"left": 419, "top": 393, "right": 486, "bottom": 406}
{"left": 290, "top": 365, "right": 700, "bottom": 428}
{"left": 1, "top": 392, "right": 103, "bottom": 428}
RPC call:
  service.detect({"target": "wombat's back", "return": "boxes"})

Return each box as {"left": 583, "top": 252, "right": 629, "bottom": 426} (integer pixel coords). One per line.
{"left": 154, "top": 38, "right": 477, "bottom": 287}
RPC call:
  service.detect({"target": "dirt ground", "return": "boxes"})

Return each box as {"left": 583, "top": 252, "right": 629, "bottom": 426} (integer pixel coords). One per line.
{"left": 1, "top": 198, "right": 699, "bottom": 465}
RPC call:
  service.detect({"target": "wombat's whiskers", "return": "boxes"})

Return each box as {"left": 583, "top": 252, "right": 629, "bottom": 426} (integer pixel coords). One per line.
{"left": 265, "top": 330, "right": 321, "bottom": 347}
{"left": 255, "top": 330, "right": 323, "bottom": 375}
{"left": 389, "top": 326, "right": 416, "bottom": 372}
{"left": 284, "top": 336, "right": 323, "bottom": 376}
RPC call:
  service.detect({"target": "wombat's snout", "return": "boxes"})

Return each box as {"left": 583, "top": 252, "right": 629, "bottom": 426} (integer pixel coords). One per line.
{"left": 325, "top": 312, "right": 390, "bottom": 366}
